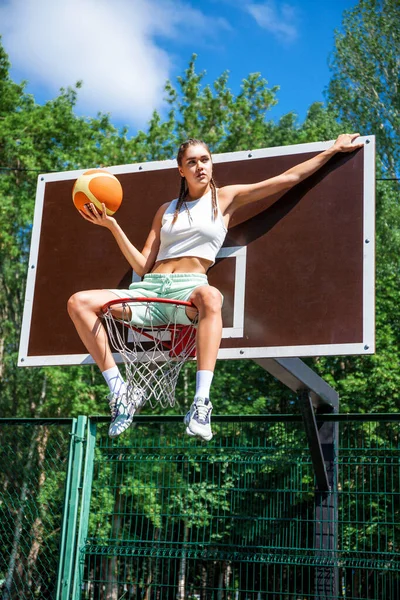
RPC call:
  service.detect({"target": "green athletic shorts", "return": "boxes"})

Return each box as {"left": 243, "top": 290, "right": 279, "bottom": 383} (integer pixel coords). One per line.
{"left": 108, "top": 272, "right": 209, "bottom": 327}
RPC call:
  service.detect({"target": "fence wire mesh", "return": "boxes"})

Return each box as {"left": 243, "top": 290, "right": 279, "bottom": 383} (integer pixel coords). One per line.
{"left": 1, "top": 416, "right": 399, "bottom": 600}
{"left": 337, "top": 420, "right": 399, "bottom": 599}
{"left": 80, "top": 417, "right": 400, "bottom": 600}
{"left": 0, "top": 419, "right": 73, "bottom": 600}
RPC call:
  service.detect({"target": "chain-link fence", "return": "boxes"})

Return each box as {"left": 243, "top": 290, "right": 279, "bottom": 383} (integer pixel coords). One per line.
{"left": 81, "top": 415, "right": 400, "bottom": 600}
{"left": 338, "top": 417, "right": 400, "bottom": 599}
{"left": 1, "top": 416, "right": 399, "bottom": 600}
{"left": 0, "top": 418, "right": 74, "bottom": 600}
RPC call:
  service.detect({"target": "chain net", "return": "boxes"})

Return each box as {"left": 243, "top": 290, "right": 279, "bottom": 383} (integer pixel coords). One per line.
{"left": 102, "top": 297, "right": 198, "bottom": 409}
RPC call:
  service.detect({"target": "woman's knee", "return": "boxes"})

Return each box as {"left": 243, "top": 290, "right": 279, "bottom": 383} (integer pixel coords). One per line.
{"left": 191, "top": 286, "right": 222, "bottom": 313}
{"left": 67, "top": 290, "right": 98, "bottom": 315}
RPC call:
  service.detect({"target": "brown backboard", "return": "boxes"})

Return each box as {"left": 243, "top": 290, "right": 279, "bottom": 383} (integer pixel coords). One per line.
{"left": 18, "top": 138, "right": 375, "bottom": 366}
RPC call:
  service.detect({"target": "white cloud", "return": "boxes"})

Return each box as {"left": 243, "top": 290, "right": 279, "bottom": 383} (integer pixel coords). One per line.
{"left": 0, "top": 0, "right": 228, "bottom": 127}
{"left": 246, "top": 1, "right": 299, "bottom": 43}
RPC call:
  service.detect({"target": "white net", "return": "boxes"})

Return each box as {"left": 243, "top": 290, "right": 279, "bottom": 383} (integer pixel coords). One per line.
{"left": 102, "top": 297, "right": 198, "bottom": 409}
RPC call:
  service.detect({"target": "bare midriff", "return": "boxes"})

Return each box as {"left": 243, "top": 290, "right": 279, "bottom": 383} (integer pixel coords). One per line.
{"left": 151, "top": 256, "right": 212, "bottom": 275}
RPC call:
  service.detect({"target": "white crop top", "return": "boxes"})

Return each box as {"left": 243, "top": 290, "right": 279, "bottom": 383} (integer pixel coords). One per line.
{"left": 156, "top": 189, "right": 227, "bottom": 265}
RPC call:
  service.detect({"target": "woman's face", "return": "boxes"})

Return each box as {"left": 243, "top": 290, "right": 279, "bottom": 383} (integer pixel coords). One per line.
{"left": 178, "top": 144, "right": 213, "bottom": 189}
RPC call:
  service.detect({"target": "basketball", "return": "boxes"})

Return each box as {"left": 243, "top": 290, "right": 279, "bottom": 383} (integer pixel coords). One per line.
{"left": 72, "top": 169, "right": 123, "bottom": 215}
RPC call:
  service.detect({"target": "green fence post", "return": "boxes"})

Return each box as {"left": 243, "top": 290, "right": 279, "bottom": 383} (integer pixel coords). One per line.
{"left": 56, "top": 418, "right": 77, "bottom": 599}
{"left": 71, "top": 417, "right": 97, "bottom": 599}
{"left": 56, "top": 415, "right": 88, "bottom": 600}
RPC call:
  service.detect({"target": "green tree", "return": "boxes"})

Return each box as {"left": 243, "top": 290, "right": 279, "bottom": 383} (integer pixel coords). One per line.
{"left": 314, "top": 0, "right": 400, "bottom": 413}
{"left": 145, "top": 54, "right": 345, "bottom": 156}
{"left": 2, "top": 36, "right": 398, "bottom": 422}
{"left": 0, "top": 44, "right": 336, "bottom": 422}
{"left": 1, "top": 25, "right": 399, "bottom": 597}
{"left": 327, "top": 0, "right": 400, "bottom": 179}
{"left": 0, "top": 40, "right": 143, "bottom": 419}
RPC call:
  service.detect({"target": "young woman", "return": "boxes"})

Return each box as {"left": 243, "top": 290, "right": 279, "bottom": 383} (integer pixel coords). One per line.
{"left": 68, "top": 133, "right": 363, "bottom": 440}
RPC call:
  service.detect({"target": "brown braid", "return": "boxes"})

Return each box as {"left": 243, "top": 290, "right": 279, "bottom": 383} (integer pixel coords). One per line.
{"left": 210, "top": 177, "right": 218, "bottom": 220}
{"left": 172, "top": 138, "right": 217, "bottom": 224}
{"left": 172, "top": 175, "right": 190, "bottom": 224}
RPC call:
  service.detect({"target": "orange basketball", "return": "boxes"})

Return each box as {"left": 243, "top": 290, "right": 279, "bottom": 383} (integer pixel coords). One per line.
{"left": 72, "top": 169, "right": 123, "bottom": 216}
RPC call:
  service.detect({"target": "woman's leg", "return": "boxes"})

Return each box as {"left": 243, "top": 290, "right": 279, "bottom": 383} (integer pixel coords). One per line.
{"left": 67, "top": 290, "right": 143, "bottom": 438}
{"left": 184, "top": 285, "right": 222, "bottom": 441}
{"left": 189, "top": 285, "right": 223, "bottom": 371}
{"left": 67, "top": 289, "right": 121, "bottom": 372}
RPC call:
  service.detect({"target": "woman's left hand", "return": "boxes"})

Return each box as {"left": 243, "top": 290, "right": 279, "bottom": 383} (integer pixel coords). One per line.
{"left": 332, "top": 133, "right": 364, "bottom": 153}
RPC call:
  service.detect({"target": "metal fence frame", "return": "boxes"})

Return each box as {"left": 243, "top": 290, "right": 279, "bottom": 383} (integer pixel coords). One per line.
{"left": 1, "top": 414, "right": 399, "bottom": 600}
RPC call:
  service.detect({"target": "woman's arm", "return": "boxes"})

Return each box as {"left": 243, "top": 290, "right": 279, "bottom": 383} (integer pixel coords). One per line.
{"left": 79, "top": 201, "right": 168, "bottom": 277}
{"left": 219, "top": 133, "right": 364, "bottom": 213}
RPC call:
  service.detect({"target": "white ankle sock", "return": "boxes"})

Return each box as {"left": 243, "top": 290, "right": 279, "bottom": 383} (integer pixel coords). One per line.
{"left": 102, "top": 366, "right": 127, "bottom": 398}
{"left": 195, "top": 370, "right": 214, "bottom": 399}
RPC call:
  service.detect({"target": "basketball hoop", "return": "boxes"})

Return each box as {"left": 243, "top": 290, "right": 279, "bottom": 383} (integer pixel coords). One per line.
{"left": 101, "top": 297, "right": 198, "bottom": 409}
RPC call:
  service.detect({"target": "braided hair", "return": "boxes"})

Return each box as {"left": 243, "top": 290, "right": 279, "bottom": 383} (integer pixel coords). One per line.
{"left": 172, "top": 139, "right": 218, "bottom": 224}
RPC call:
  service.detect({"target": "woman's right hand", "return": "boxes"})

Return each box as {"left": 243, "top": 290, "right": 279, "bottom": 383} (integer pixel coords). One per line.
{"left": 78, "top": 203, "right": 116, "bottom": 230}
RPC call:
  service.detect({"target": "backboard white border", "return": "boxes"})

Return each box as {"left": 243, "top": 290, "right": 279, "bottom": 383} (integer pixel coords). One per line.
{"left": 362, "top": 137, "right": 376, "bottom": 355}
{"left": 18, "top": 137, "right": 375, "bottom": 367}
{"left": 219, "top": 246, "right": 246, "bottom": 338}
{"left": 18, "top": 176, "right": 47, "bottom": 367}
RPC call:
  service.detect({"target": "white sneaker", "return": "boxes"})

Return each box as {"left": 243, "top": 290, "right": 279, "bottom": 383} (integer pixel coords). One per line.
{"left": 108, "top": 393, "right": 118, "bottom": 422}
{"left": 184, "top": 397, "right": 213, "bottom": 441}
{"left": 108, "top": 387, "right": 146, "bottom": 438}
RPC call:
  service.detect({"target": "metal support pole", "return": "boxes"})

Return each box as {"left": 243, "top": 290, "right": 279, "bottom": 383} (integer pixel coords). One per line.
{"left": 297, "top": 389, "right": 330, "bottom": 492}
{"left": 253, "top": 357, "right": 339, "bottom": 598}
{"left": 253, "top": 357, "right": 338, "bottom": 413}
{"left": 314, "top": 417, "right": 339, "bottom": 599}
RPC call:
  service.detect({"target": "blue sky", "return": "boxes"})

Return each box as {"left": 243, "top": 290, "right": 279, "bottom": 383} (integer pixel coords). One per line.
{"left": 0, "top": 0, "right": 358, "bottom": 135}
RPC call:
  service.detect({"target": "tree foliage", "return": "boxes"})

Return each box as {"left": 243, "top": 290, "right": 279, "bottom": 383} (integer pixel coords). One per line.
{"left": 1, "top": 8, "right": 399, "bottom": 595}
{"left": 0, "top": 12, "right": 399, "bottom": 422}
{"left": 317, "top": 0, "right": 400, "bottom": 412}
{"left": 0, "top": 41, "right": 139, "bottom": 418}
{"left": 327, "top": 0, "right": 400, "bottom": 179}
{"left": 0, "top": 43, "right": 343, "bottom": 420}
